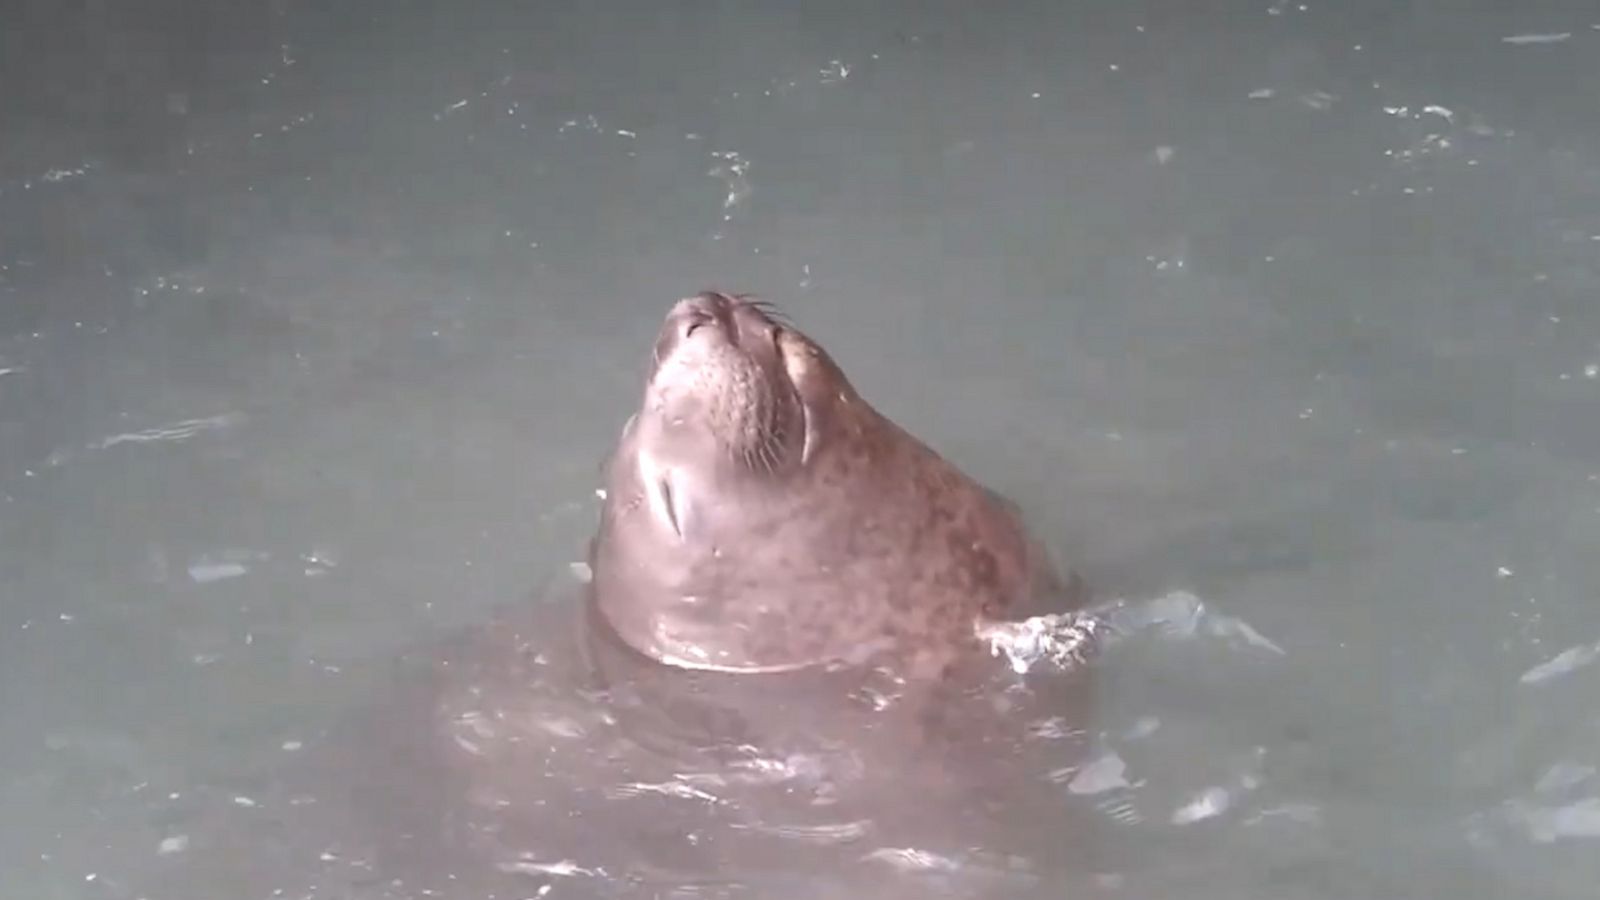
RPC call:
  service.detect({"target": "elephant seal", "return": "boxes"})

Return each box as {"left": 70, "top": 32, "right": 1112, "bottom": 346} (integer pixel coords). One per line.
{"left": 587, "top": 291, "right": 1076, "bottom": 680}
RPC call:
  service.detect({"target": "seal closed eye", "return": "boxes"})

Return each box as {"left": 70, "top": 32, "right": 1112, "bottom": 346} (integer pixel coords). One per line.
{"left": 586, "top": 290, "right": 1075, "bottom": 679}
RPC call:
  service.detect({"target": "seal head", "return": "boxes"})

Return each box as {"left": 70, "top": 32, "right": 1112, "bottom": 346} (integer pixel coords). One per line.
{"left": 588, "top": 291, "right": 1065, "bottom": 678}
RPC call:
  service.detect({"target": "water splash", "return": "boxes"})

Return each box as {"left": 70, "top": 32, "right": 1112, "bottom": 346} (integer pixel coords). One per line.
{"left": 44, "top": 412, "right": 245, "bottom": 470}
{"left": 605, "top": 779, "right": 723, "bottom": 805}
{"left": 1055, "top": 750, "right": 1133, "bottom": 796}
{"left": 1521, "top": 639, "right": 1600, "bottom": 685}
{"left": 730, "top": 819, "right": 871, "bottom": 846}
{"left": 1501, "top": 32, "right": 1571, "bottom": 45}
{"left": 979, "top": 611, "right": 1101, "bottom": 674}
{"left": 981, "top": 590, "right": 1285, "bottom": 675}
{"left": 708, "top": 150, "right": 752, "bottom": 224}
{"left": 497, "top": 855, "right": 599, "bottom": 878}
{"left": 1468, "top": 761, "right": 1600, "bottom": 847}
{"left": 1171, "top": 786, "right": 1233, "bottom": 825}
{"left": 1105, "top": 590, "right": 1286, "bottom": 656}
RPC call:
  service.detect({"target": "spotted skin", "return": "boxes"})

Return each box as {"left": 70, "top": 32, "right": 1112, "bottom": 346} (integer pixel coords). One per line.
{"left": 588, "top": 291, "right": 1074, "bottom": 679}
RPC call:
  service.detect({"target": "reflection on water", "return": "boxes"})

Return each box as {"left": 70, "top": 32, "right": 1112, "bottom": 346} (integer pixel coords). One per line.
{"left": 121, "top": 574, "right": 1069, "bottom": 899}
{"left": 4, "top": 0, "right": 1600, "bottom": 898}
{"left": 121, "top": 566, "right": 1286, "bottom": 899}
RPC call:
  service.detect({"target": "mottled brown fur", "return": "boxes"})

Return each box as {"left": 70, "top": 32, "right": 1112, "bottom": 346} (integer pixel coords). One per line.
{"left": 587, "top": 291, "right": 1071, "bottom": 678}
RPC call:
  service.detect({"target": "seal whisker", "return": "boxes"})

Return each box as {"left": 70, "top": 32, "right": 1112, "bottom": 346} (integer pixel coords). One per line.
{"left": 738, "top": 423, "right": 783, "bottom": 474}
{"left": 757, "top": 428, "right": 783, "bottom": 473}
{"left": 734, "top": 294, "right": 792, "bottom": 327}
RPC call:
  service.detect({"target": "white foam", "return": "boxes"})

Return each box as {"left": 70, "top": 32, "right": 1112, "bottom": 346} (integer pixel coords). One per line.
{"left": 1521, "top": 639, "right": 1600, "bottom": 685}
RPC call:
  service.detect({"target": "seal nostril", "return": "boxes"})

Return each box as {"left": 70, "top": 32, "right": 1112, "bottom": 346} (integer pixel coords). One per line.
{"left": 683, "top": 313, "right": 711, "bottom": 338}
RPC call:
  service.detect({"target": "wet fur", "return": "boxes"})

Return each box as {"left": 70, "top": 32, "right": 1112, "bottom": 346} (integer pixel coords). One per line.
{"left": 589, "top": 291, "right": 1072, "bottom": 678}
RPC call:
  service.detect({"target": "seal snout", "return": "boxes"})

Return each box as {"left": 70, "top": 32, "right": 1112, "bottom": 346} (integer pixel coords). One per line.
{"left": 648, "top": 291, "right": 800, "bottom": 387}
{"left": 669, "top": 292, "right": 735, "bottom": 330}
{"left": 676, "top": 292, "right": 740, "bottom": 337}
{"left": 653, "top": 293, "right": 730, "bottom": 368}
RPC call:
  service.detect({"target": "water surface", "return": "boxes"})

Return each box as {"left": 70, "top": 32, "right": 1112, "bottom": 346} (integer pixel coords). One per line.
{"left": 4, "top": 1, "right": 1600, "bottom": 898}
